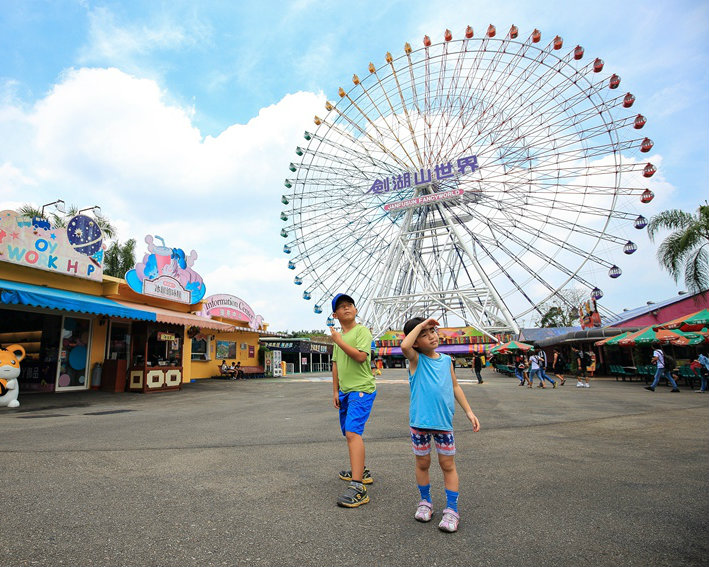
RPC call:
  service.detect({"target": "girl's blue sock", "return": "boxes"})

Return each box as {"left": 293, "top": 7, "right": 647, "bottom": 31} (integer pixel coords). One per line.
{"left": 445, "top": 489, "right": 459, "bottom": 513}
{"left": 418, "top": 484, "right": 431, "bottom": 503}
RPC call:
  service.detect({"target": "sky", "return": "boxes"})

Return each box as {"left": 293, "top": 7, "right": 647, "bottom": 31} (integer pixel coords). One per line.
{"left": 1, "top": 0, "right": 707, "bottom": 332}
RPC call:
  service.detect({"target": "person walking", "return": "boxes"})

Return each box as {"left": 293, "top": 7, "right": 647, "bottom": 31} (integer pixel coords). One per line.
{"left": 472, "top": 353, "right": 483, "bottom": 384}
{"left": 330, "top": 293, "right": 377, "bottom": 507}
{"left": 572, "top": 346, "right": 591, "bottom": 388}
{"left": 401, "top": 317, "right": 480, "bottom": 533}
{"left": 694, "top": 351, "right": 709, "bottom": 393}
{"left": 645, "top": 344, "right": 680, "bottom": 392}
{"left": 536, "top": 349, "right": 557, "bottom": 388}
{"left": 552, "top": 348, "right": 567, "bottom": 386}
{"left": 528, "top": 352, "right": 543, "bottom": 388}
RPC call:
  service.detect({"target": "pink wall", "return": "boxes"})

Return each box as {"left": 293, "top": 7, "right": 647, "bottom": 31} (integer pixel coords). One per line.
{"left": 613, "top": 294, "right": 709, "bottom": 328}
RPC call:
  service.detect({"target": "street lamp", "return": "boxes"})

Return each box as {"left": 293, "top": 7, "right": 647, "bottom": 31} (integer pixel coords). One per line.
{"left": 40, "top": 199, "right": 65, "bottom": 218}
{"left": 78, "top": 205, "right": 102, "bottom": 216}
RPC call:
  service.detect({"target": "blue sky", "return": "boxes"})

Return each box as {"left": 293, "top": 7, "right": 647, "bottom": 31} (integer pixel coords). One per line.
{"left": 1, "top": 0, "right": 707, "bottom": 331}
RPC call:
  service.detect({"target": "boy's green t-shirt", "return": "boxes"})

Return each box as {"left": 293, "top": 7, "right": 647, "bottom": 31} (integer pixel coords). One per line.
{"left": 333, "top": 324, "right": 375, "bottom": 394}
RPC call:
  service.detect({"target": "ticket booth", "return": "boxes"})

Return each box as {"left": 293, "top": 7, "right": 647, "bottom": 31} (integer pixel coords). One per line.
{"left": 127, "top": 321, "right": 183, "bottom": 392}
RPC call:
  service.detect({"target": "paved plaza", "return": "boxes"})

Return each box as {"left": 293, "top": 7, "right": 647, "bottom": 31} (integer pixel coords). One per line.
{"left": 1, "top": 368, "right": 707, "bottom": 567}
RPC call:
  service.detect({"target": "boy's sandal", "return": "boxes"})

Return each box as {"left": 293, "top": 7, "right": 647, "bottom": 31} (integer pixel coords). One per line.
{"left": 438, "top": 508, "right": 460, "bottom": 532}
{"left": 414, "top": 500, "right": 433, "bottom": 522}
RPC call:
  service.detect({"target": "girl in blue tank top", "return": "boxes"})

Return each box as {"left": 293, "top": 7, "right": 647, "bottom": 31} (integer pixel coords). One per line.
{"left": 401, "top": 317, "right": 481, "bottom": 533}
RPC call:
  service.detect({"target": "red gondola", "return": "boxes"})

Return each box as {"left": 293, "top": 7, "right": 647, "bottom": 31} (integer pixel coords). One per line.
{"left": 593, "top": 58, "right": 604, "bottom": 72}
{"left": 641, "top": 189, "right": 655, "bottom": 203}
{"left": 423, "top": 35, "right": 431, "bottom": 47}
{"left": 640, "top": 137, "right": 654, "bottom": 152}
{"left": 444, "top": 29, "right": 452, "bottom": 42}
{"left": 465, "top": 26, "right": 474, "bottom": 39}
{"left": 634, "top": 114, "right": 646, "bottom": 129}
{"left": 623, "top": 93, "right": 635, "bottom": 108}
{"left": 553, "top": 35, "right": 563, "bottom": 50}
{"left": 487, "top": 24, "right": 496, "bottom": 38}
{"left": 574, "top": 45, "right": 584, "bottom": 60}
{"left": 609, "top": 74, "right": 620, "bottom": 89}
{"left": 509, "top": 25, "right": 518, "bottom": 39}
{"left": 643, "top": 163, "right": 656, "bottom": 178}
{"left": 531, "top": 29, "right": 541, "bottom": 43}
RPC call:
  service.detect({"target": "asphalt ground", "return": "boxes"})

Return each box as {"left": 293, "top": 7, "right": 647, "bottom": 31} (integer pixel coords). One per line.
{"left": 1, "top": 368, "right": 707, "bottom": 567}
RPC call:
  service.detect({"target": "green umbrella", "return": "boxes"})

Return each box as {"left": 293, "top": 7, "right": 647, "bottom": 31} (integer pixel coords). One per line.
{"left": 491, "top": 340, "right": 534, "bottom": 354}
{"left": 659, "top": 309, "right": 709, "bottom": 331}
{"left": 618, "top": 326, "right": 690, "bottom": 346}
{"left": 594, "top": 331, "right": 632, "bottom": 346}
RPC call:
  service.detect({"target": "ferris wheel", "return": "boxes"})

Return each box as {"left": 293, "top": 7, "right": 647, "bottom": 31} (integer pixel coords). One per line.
{"left": 280, "top": 25, "right": 657, "bottom": 338}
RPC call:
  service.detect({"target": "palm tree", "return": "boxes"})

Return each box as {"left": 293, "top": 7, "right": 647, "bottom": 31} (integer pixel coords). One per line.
{"left": 104, "top": 239, "right": 136, "bottom": 278}
{"left": 17, "top": 203, "right": 116, "bottom": 239}
{"left": 647, "top": 203, "right": 709, "bottom": 294}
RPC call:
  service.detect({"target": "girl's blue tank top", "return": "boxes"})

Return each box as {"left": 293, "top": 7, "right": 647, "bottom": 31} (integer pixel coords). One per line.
{"left": 408, "top": 352, "right": 454, "bottom": 431}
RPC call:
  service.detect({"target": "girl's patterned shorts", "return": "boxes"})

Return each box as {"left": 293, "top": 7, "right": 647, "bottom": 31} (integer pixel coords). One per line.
{"left": 410, "top": 427, "right": 456, "bottom": 456}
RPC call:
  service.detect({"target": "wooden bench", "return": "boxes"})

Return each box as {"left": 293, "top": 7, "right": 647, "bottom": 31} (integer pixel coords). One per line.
{"left": 241, "top": 365, "right": 265, "bottom": 378}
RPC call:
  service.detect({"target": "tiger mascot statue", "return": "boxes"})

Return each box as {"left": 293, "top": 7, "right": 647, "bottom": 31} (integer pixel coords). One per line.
{"left": 0, "top": 344, "right": 25, "bottom": 409}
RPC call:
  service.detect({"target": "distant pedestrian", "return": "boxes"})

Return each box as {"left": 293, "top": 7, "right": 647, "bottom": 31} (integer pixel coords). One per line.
{"left": 473, "top": 354, "right": 483, "bottom": 384}
{"left": 645, "top": 344, "right": 679, "bottom": 393}
{"left": 528, "top": 352, "right": 543, "bottom": 388}
{"left": 515, "top": 354, "right": 528, "bottom": 386}
{"left": 572, "top": 346, "right": 590, "bottom": 388}
{"left": 536, "top": 349, "right": 557, "bottom": 388}
{"left": 693, "top": 351, "right": 709, "bottom": 393}
{"left": 552, "top": 349, "right": 567, "bottom": 386}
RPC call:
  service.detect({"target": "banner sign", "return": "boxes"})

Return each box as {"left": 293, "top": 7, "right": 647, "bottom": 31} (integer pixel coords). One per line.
{"left": 384, "top": 189, "right": 464, "bottom": 212}
{"left": 579, "top": 299, "right": 602, "bottom": 329}
{"left": 125, "top": 235, "right": 205, "bottom": 304}
{"left": 0, "top": 210, "right": 104, "bottom": 281}
{"left": 366, "top": 155, "right": 478, "bottom": 195}
{"left": 200, "top": 294, "right": 264, "bottom": 330}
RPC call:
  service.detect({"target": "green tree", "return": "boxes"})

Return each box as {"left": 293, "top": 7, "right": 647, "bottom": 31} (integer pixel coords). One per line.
{"left": 534, "top": 288, "right": 587, "bottom": 327}
{"left": 104, "top": 239, "right": 136, "bottom": 278}
{"left": 647, "top": 204, "right": 709, "bottom": 294}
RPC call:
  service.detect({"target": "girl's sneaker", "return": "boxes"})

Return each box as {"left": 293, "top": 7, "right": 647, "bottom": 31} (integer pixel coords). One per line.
{"left": 438, "top": 508, "right": 460, "bottom": 532}
{"left": 414, "top": 500, "right": 433, "bottom": 522}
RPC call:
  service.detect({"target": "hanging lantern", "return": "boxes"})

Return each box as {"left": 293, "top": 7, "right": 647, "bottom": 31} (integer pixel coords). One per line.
{"left": 634, "top": 114, "right": 647, "bottom": 129}
{"left": 641, "top": 189, "right": 654, "bottom": 203}
{"left": 591, "top": 287, "right": 604, "bottom": 300}
{"left": 487, "top": 24, "right": 496, "bottom": 38}
{"left": 609, "top": 74, "right": 620, "bottom": 89}
{"left": 643, "top": 163, "right": 657, "bottom": 178}
{"left": 593, "top": 58, "right": 604, "bottom": 72}
{"left": 634, "top": 215, "right": 648, "bottom": 229}
{"left": 283, "top": 244, "right": 291, "bottom": 254}
{"left": 423, "top": 35, "right": 431, "bottom": 47}
{"left": 314, "top": 305, "right": 323, "bottom": 314}
{"left": 465, "top": 26, "right": 474, "bottom": 39}
{"left": 509, "top": 25, "right": 518, "bottom": 39}
{"left": 574, "top": 45, "right": 584, "bottom": 60}
{"left": 553, "top": 36, "right": 563, "bottom": 50}
{"left": 609, "top": 265, "right": 622, "bottom": 279}
{"left": 281, "top": 195, "right": 289, "bottom": 205}
{"left": 280, "top": 228, "right": 288, "bottom": 238}
{"left": 287, "top": 261, "right": 296, "bottom": 270}
{"left": 294, "top": 276, "right": 302, "bottom": 285}
{"left": 623, "top": 241, "right": 638, "bottom": 254}
{"left": 444, "top": 29, "right": 452, "bottom": 42}
{"left": 531, "top": 29, "right": 541, "bottom": 43}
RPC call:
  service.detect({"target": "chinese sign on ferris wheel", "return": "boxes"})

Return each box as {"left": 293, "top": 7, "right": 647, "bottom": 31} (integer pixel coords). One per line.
{"left": 366, "top": 155, "right": 478, "bottom": 196}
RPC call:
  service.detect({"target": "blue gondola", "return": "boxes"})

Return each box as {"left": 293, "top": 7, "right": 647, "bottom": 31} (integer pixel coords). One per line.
{"left": 288, "top": 261, "right": 295, "bottom": 270}
{"left": 314, "top": 305, "right": 322, "bottom": 314}
{"left": 303, "top": 291, "right": 311, "bottom": 300}
{"left": 609, "top": 265, "right": 622, "bottom": 278}
{"left": 623, "top": 241, "right": 637, "bottom": 254}
{"left": 634, "top": 215, "right": 647, "bottom": 229}
{"left": 283, "top": 245, "right": 291, "bottom": 254}
{"left": 294, "top": 276, "right": 302, "bottom": 285}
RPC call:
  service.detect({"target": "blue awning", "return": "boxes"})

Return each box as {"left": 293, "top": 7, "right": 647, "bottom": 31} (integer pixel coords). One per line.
{"left": 0, "top": 279, "right": 156, "bottom": 321}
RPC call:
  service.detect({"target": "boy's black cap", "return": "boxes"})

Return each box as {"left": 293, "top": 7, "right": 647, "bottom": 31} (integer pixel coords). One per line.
{"left": 332, "top": 293, "right": 355, "bottom": 312}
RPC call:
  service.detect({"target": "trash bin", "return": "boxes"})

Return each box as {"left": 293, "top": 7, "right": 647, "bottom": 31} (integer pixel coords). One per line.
{"left": 91, "top": 362, "right": 102, "bottom": 389}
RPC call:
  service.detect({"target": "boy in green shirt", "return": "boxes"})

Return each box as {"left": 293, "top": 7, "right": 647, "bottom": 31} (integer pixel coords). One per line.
{"left": 330, "top": 293, "right": 376, "bottom": 508}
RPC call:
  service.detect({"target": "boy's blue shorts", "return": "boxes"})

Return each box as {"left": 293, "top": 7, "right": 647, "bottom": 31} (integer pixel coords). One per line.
{"left": 339, "top": 390, "right": 377, "bottom": 436}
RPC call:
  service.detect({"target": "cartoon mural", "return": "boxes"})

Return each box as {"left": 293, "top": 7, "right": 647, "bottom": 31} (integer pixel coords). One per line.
{"left": 0, "top": 344, "right": 26, "bottom": 408}
{"left": 125, "top": 235, "right": 206, "bottom": 304}
{"left": 0, "top": 210, "right": 104, "bottom": 281}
